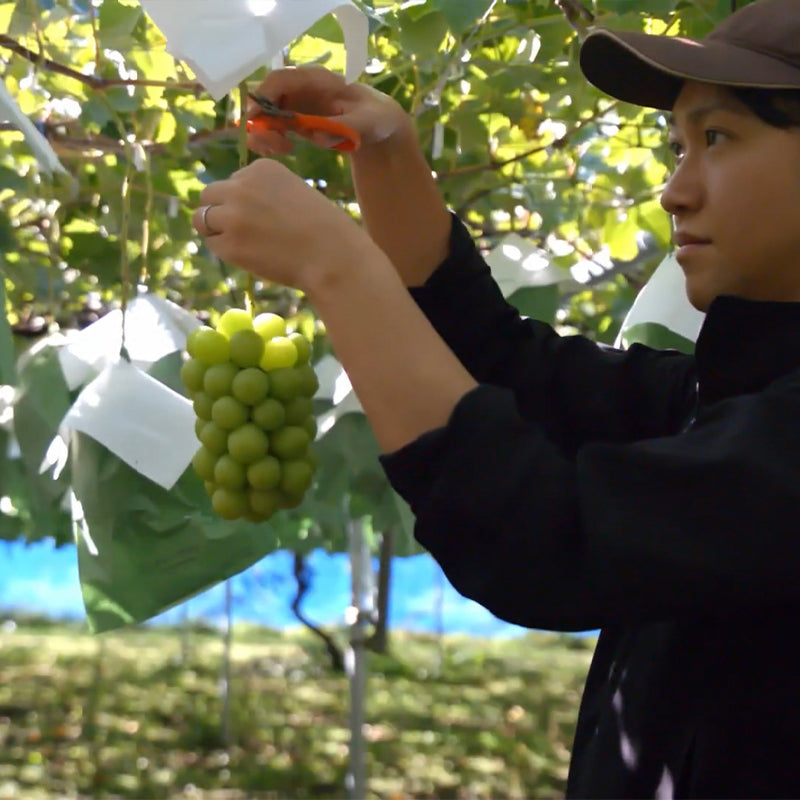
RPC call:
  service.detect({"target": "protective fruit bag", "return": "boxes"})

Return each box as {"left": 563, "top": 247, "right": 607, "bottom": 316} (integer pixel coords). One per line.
{"left": 63, "top": 307, "right": 318, "bottom": 633}
{"left": 72, "top": 428, "right": 282, "bottom": 633}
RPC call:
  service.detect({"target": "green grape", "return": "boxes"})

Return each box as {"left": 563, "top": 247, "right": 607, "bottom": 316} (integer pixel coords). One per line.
{"left": 211, "top": 395, "right": 249, "bottom": 430}
{"left": 247, "top": 456, "right": 281, "bottom": 491}
{"left": 270, "top": 426, "right": 311, "bottom": 460}
{"left": 287, "top": 332, "right": 311, "bottom": 365}
{"left": 181, "top": 358, "right": 206, "bottom": 393}
{"left": 191, "top": 447, "right": 217, "bottom": 481}
{"left": 229, "top": 329, "right": 264, "bottom": 369}
{"left": 248, "top": 489, "right": 281, "bottom": 519}
{"left": 212, "top": 488, "right": 249, "bottom": 520}
{"left": 199, "top": 421, "right": 228, "bottom": 455}
{"left": 214, "top": 454, "right": 247, "bottom": 489}
{"left": 284, "top": 396, "right": 314, "bottom": 426}
{"left": 189, "top": 310, "right": 320, "bottom": 521}
{"left": 278, "top": 491, "right": 304, "bottom": 510}
{"left": 253, "top": 312, "right": 286, "bottom": 341}
{"left": 252, "top": 397, "right": 286, "bottom": 431}
{"left": 193, "top": 391, "right": 214, "bottom": 421}
{"left": 294, "top": 363, "right": 320, "bottom": 397}
{"left": 203, "top": 362, "right": 239, "bottom": 399}
{"left": 268, "top": 367, "right": 301, "bottom": 402}
{"left": 218, "top": 308, "right": 253, "bottom": 338}
{"left": 280, "top": 459, "right": 314, "bottom": 496}
{"left": 187, "top": 327, "right": 230, "bottom": 366}
{"left": 305, "top": 449, "right": 319, "bottom": 471}
{"left": 232, "top": 368, "right": 270, "bottom": 406}
{"left": 227, "top": 423, "right": 269, "bottom": 465}
{"left": 259, "top": 337, "right": 298, "bottom": 371}
{"left": 302, "top": 416, "right": 318, "bottom": 441}
{"left": 218, "top": 309, "right": 252, "bottom": 337}
{"left": 186, "top": 327, "right": 207, "bottom": 357}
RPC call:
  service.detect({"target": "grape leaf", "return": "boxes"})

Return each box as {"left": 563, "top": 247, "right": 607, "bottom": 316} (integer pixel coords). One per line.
{"left": 0, "top": 260, "right": 15, "bottom": 386}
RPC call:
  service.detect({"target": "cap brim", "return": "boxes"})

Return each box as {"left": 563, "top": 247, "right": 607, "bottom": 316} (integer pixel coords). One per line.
{"left": 580, "top": 28, "right": 800, "bottom": 110}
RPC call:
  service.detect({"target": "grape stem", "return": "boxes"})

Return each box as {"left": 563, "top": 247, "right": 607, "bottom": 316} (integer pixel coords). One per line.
{"left": 238, "top": 81, "right": 257, "bottom": 315}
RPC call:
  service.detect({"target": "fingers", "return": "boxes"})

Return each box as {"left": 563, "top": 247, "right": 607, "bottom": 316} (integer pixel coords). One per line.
{"left": 250, "top": 65, "right": 346, "bottom": 116}
{"left": 244, "top": 69, "right": 318, "bottom": 155}
{"left": 192, "top": 203, "right": 223, "bottom": 238}
{"left": 247, "top": 125, "right": 348, "bottom": 155}
{"left": 245, "top": 66, "right": 375, "bottom": 153}
{"left": 192, "top": 161, "right": 289, "bottom": 240}
{"left": 308, "top": 130, "right": 347, "bottom": 149}
{"left": 248, "top": 129, "right": 293, "bottom": 156}
{"left": 191, "top": 178, "right": 236, "bottom": 237}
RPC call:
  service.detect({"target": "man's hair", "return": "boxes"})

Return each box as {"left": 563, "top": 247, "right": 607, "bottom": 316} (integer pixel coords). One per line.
{"left": 732, "top": 87, "right": 800, "bottom": 128}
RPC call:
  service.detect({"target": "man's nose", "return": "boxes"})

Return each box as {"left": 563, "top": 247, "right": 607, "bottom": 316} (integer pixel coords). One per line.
{"left": 660, "top": 158, "right": 703, "bottom": 217}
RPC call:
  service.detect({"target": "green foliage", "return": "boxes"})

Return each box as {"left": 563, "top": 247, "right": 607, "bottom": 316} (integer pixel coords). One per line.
{"left": 6, "top": 343, "right": 73, "bottom": 546}
{"left": 0, "top": 620, "right": 595, "bottom": 798}
{"left": 0, "top": 0, "right": 748, "bottom": 557}
{"left": 620, "top": 321, "right": 696, "bottom": 354}
{"left": 71, "top": 430, "right": 289, "bottom": 633}
{"left": 0, "top": 0, "right": 748, "bottom": 328}
{"left": 508, "top": 285, "right": 560, "bottom": 324}
{"left": 0, "top": 261, "right": 15, "bottom": 384}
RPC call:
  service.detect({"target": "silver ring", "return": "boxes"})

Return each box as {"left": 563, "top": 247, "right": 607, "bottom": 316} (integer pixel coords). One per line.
{"left": 201, "top": 204, "right": 220, "bottom": 236}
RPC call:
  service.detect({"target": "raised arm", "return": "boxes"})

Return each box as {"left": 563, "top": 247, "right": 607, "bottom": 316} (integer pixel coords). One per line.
{"left": 381, "top": 366, "right": 800, "bottom": 631}
{"left": 349, "top": 121, "right": 452, "bottom": 288}
{"left": 244, "top": 67, "right": 697, "bottom": 450}
{"left": 245, "top": 66, "right": 452, "bottom": 288}
{"left": 194, "top": 76, "right": 800, "bottom": 634}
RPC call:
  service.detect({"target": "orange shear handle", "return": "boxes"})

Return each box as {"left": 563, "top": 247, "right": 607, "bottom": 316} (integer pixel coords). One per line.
{"left": 246, "top": 112, "right": 361, "bottom": 152}
{"left": 287, "top": 112, "right": 361, "bottom": 152}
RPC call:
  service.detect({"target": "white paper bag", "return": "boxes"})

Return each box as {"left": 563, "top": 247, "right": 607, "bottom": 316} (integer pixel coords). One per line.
{"left": 58, "top": 359, "right": 197, "bottom": 490}
{"left": 140, "top": 0, "right": 369, "bottom": 99}
{"left": 616, "top": 254, "right": 705, "bottom": 348}
{"left": 57, "top": 293, "right": 201, "bottom": 391}
{"left": 485, "top": 233, "right": 572, "bottom": 297}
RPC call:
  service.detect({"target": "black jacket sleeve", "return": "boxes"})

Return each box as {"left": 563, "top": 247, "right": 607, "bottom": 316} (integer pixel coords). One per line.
{"left": 411, "top": 213, "right": 697, "bottom": 453}
{"left": 381, "top": 372, "right": 800, "bottom": 632}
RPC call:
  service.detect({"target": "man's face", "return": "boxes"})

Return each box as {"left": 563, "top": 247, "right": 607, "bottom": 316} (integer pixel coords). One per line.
{"left": 661, "top": 81, "right": 800, "bottom": 311}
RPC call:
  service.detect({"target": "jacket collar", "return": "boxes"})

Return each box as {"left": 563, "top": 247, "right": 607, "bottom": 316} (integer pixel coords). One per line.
{"left": 695, "top": 295, "right": 800, "bottom": 407}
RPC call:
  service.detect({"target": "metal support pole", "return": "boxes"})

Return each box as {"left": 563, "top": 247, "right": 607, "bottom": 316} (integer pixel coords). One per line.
{"left": 345, "top": 517, "right": 375, "bottom": 799}
{"left": 221, "top": 579, "right": 233, "bottom": 746}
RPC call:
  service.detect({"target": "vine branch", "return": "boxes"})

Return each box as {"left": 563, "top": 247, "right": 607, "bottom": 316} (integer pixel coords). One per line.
{"left": 0, "top": 122, "right": 238, "bottom": 158}
{"left": 0, "top": 34, "right": 203, "bottom": 92}
{"left": 439, "top": 102, "right": 614, "bottom": 182}
{"left": 554, "top": 0, "right": 595, "bottom": 39}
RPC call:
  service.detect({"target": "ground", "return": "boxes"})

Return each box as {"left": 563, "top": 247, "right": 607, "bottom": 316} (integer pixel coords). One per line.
{"left": 0, "top": 617, "right": 595, "bottom": 799}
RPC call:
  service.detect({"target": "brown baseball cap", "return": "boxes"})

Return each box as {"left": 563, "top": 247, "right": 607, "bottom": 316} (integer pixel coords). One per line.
{"left": 579, "top": 0, "right": 800, "bottom": 110}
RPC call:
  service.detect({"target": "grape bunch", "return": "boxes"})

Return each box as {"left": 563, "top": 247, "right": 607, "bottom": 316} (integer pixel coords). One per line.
{"left": 181, "top": 309, "right": 319, "bottom": 522}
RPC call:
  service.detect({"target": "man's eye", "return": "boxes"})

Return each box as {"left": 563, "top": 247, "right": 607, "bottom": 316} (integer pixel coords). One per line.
{"left": 668, "top": 140, "right": 684, "bottom": 160}
{"left": 705, "top": 129, "right": 725, "bottom": 146}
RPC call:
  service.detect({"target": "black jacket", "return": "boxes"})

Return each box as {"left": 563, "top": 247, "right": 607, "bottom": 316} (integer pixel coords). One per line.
{"left": 380, "top": 214, "right": 800, "bottom": 797}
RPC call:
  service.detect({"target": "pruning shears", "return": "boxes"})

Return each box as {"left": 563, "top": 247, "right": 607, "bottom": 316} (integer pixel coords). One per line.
{"left": 246, "top": 93, "right": 361, "bottom": 152}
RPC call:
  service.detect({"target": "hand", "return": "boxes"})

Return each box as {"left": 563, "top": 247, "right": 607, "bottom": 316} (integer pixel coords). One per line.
{"left": 191, "top": 158, "right": 379, "bottom": 294}
{"left": 246, "top": 66, "right": 412, "bottom": 155}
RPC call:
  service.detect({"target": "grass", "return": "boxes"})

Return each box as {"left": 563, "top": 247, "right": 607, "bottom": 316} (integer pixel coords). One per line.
{"left": 0, "top": 617, "right": 595, "bottom": 799}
